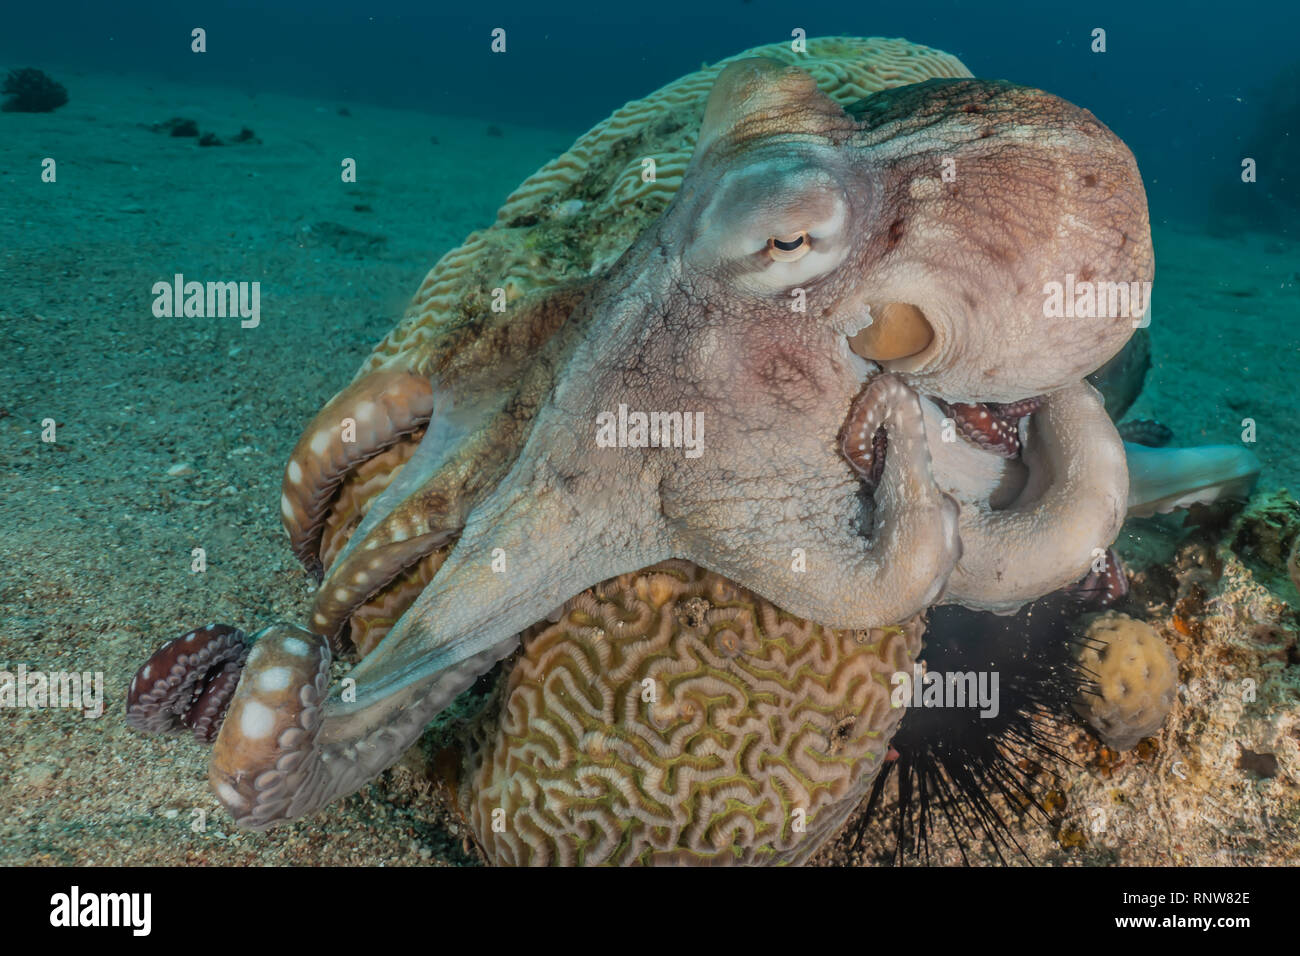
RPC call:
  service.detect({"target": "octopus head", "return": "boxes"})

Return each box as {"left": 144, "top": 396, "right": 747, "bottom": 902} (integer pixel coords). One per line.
{"left": 650, "top": 58, "right": 1153, "bottom": 407}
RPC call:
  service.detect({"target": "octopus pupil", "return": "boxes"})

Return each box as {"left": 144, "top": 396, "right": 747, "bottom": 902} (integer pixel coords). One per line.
{"left": 772, "top": 235, "right": 804, "bottom": 251}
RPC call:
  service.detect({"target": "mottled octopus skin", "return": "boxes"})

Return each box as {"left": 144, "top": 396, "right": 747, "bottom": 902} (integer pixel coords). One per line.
{"left": 281, "top": 366, "right": 433, "bottom": 580}
{"left": 935, "top": 397, "right": 1043, "bottom": 458}
{"left": 1059, "top": 547, "right": 1129, "bottom": 607}
{"left": 122, "top": 37, "right": 1268, "bottom": 858}
{"left": 304, "top": 285, "right": 591, "bottom": 654}
{"left": 123, "top": 35, "right": 1257, "bottom": 845}
{"left": 839, "top": 409, "right": 888, "bottom": 487}
{"left": 209, "top": 624, "right": 332, "bottom": 827}
{"left": 927, "top": 382, "right": 1130, "bottom": 611}
{"left": 847, "top": 394, "right": 1042, "bottom": 488}
{"left": 280, "top": 37, "right": 977, "bottom": 647}
{"left": 116, "top": 39, "right": 1269, "bottom": 860}
{"left": 198, "top": 58, "right": 1167, "bottom": 830}
{"left": 126, "top": 624, "right": 249, "bottom": 744}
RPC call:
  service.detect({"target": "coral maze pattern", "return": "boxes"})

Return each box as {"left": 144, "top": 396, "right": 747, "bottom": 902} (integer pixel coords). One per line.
{"left": 459, "top": 561, "right": 924, "bottom": 865}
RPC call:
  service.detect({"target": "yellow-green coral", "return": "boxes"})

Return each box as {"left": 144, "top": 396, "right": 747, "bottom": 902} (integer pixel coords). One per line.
{"left": 1074, "top": 612, "right": 1178, "bottom": 750}
{"left": 457, "top": 560, "right": 923, "bottom": 866}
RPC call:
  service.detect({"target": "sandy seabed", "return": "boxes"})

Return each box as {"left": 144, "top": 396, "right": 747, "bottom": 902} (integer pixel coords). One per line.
{"left": 1, "top": 68, "right": 1297, "bottom": 866}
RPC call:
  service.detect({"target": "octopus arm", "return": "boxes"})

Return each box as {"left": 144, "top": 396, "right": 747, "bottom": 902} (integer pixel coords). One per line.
{"left": 212, "top": 443, "right": 668, "bottom": 828}
{"left": 941, "top": 382, "right": 1128, "bottom": 612}
{"left": 1124, "top": 442, "right": 1260, "bottom": 518}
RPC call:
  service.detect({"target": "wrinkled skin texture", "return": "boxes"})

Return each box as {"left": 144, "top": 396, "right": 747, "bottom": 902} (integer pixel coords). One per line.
{"left": 147, "top": 60, "right": 1196, "bottom": 830}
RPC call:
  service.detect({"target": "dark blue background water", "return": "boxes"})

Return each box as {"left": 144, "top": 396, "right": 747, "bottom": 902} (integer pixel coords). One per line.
{"left": 4, "top": 0, "right": 1296, "bottom": 230}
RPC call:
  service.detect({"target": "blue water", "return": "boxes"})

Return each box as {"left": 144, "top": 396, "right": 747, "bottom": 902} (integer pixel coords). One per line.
{"left": 3, "top": 0, "right": 1296, "bottom": 232}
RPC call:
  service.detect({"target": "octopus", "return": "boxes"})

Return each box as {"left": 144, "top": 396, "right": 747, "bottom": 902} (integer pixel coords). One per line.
{"left": 126, "top": 36, "right": 1260, "bottom": 857}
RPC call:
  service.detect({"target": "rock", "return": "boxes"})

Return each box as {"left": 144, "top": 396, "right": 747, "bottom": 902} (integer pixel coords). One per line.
{"left": 157, "top": 117, "right": 199, "bottom": 137}
{"left": 2, "top": 68, "right": 68, "bottom": 113}
{"left": 24, "top": 763, "right": 58, "bottom": 788}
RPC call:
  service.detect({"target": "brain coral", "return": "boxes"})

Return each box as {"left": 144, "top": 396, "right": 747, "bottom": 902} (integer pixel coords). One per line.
{"left": 360, "top": 36, "right": 971, "bottom": 377}
{"left": 456, "top": 560, "right": 924, "bottom": 866}
{"left": 1074, "top": 612, "right": 1179, "bottom": 750}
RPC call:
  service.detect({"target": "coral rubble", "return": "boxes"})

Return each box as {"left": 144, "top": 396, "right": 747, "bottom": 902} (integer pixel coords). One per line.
{"left": 1, "top": 67, "right": 68, "bottom": 112}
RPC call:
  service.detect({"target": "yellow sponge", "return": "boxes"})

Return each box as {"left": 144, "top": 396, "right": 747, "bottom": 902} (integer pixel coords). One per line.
{"left": 1074, "top": 612, "right": 1178, "bottom": 750}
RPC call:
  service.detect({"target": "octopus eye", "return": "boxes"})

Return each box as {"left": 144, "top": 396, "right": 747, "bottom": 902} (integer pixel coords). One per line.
{"left": 767, "top": 232, "right": 810, "bottom": 262}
